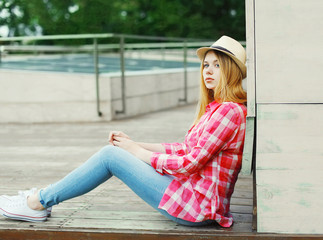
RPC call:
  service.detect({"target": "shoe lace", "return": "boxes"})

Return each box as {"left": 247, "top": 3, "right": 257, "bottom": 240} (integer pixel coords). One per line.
{"left": 8, "top": 196, "right": 26, "bottom": 207}
{"left": 18, "top": 188, "right": 37, "bottom": 198}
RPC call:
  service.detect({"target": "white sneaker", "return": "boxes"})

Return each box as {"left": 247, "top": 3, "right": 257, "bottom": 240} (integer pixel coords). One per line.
{"left": 0, "top": 195, "right": 47, "bottom": 222}
{"left": 0, "top": 188, "right": 52, "bottom": 217}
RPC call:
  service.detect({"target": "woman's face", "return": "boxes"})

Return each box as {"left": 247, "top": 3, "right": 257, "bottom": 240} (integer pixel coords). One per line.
{"left": 203, "top": 51, "right": 221, "bottom": 91}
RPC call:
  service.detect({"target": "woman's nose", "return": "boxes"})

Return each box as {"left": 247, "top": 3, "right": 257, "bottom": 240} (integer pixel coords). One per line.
{"left": 206, "top": 67, "right": 213, "bottom": 74}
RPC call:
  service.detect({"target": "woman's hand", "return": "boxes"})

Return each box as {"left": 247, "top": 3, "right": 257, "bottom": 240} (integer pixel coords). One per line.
{"left": 112, "top": 136, "right": 139, "bottom": 154}
{"left": 109, "top": 131, "right": 130, "bottom": 145}
{"left": 112, "top": 136, "right": 153, "bottom": 164}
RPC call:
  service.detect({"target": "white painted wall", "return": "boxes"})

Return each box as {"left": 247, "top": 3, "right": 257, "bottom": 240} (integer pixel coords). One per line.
{"left": 248, "top": 0, "right": 323, "bottom": 234}
{"left": 255, "top": 0, "right": 323, "bottom": 104}
{"left": 257, "top": 104, "right": 323, "bottom": 233}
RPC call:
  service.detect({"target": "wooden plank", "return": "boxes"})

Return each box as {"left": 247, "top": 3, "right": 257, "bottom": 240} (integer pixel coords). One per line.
{"left": 60, "top": 218, "right": 253, "bottom": 233}
{"left": 241, "top": 0, "right": 256, "bottom": 176}
{"left": 245, "top": 0, "right": 256, "bottom": 116}
{"left": 257, "top": 104, "right": 323, "bottom": 170}
{"left": 1, "top": 229, "right": 321, "bottom": 240}
{"left": 256, "top": 104, "right": 323, "bottom": 234}
{"left": 231, "top": 197, "right": 253, "bottom": 206}
{"left": 66, "top": 210, "right": 252, "bottom": 224}
{"left": 255, "top": 0, "right": 323, "bottom": 103}
{"left": 257, "top": 171, "right": 323, "bottom": 233}
{"left": 252, "top": 168, "right": 257, "bottom": 231}
{"left": 241, "top": 117, "right": 255, "bottom": 175}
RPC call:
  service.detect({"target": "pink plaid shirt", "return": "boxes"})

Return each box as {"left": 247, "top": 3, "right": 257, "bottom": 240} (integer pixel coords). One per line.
{"left": 151, "top": 101, "right": 247, "bottom": 227}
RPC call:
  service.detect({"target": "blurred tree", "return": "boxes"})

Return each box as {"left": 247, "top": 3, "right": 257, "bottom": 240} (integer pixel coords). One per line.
{"left": 0, "top": 0, "right": 245, "bottom": 41}
{"left": 0, "top": 0, "right": 35, "bottom": 36}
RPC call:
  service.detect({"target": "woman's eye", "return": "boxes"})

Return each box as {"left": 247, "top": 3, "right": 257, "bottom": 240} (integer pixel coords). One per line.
{"left": 203, "top": 63, "right": 209, "bottom": 68}
{"left": 215, "top": 64, "right": 220, "bottom": 68}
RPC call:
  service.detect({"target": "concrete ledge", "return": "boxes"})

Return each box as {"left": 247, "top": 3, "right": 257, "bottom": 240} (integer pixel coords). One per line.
{"left": 0, "top": 68, "right": 199, "bottom": 123}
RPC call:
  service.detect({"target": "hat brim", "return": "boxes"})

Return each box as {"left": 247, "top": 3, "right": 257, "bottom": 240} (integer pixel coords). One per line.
{"left": 196, "top": 47, "right": 247, "bottom": 78}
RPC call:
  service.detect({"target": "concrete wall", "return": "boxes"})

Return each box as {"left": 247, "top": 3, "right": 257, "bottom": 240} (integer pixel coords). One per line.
{"left": 109, "top": 68, "right": 199, "bottom": 119}
{"left": 0, "top": 68, "right": 199, "bottom": 123}
{"left": 247, "top": 0, "right": 323, "bottom": 234}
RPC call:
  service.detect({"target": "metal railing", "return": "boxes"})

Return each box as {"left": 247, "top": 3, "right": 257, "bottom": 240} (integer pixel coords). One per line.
{"left": 0, "top": 33, "right": 214, "bottom": 116}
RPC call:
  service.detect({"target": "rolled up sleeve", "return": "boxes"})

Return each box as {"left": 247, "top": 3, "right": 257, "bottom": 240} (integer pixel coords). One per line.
{"left": 162, "top": 142, "right": 187, "bottom": 154}
{"left": 151, "top": 152, "right": 166, "bottom": 175}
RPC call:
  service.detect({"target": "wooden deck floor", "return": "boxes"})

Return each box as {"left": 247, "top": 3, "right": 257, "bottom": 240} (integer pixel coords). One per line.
{"left": 0, "top": 105, "right": 257, "bottom": 239}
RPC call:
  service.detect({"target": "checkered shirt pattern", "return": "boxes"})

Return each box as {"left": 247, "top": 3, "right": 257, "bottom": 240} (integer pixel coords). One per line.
{"left": 151, "top": 101, "right": 247, "bottom": 227}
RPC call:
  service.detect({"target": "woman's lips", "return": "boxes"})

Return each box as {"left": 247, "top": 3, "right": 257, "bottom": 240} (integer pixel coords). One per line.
{"left": 205, "top": 78, "right": 214, "bottom": 82}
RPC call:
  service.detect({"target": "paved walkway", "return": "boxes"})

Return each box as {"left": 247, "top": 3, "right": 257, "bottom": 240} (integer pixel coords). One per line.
{"left": 0, "top": 104, "right": 253, "bottom": 239}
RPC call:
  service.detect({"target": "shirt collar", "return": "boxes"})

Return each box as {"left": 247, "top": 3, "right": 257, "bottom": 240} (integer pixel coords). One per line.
{"left": 205, "top": 101, "right": 220, "bottom": 112}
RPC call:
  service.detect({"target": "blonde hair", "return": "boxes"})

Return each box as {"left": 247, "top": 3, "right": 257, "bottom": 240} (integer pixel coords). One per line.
{"left": 193, "top": 50, "right": 247, "bottom": 125}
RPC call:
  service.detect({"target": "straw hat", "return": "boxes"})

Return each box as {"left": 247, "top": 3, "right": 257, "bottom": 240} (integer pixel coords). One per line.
{"left": 196, "top": 35, "right": 247, "bottom": 78}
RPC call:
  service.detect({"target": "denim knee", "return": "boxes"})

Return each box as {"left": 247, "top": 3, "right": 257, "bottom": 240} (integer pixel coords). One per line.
{"left": 97, "top": 145, "right": 124, "bottom": 168}
{"left": 99, "top": 145, "right": 118, "bottom": 155}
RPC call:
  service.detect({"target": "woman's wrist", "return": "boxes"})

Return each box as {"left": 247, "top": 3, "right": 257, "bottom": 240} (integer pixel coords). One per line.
{"left": 137, "top": 142, "right": 165, "bottom": 153}
{"left": 136, "top": 148, "right": 153, "bottom": 165}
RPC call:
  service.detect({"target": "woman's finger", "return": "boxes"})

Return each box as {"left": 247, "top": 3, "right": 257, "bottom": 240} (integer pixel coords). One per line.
{"left": 113, "top": 136, "right": 126, "bottom": 142}
{"left": 122, "top": 132, "right": 130, "bottom": 139}
{"left": 109, "top": 131, "right": 120, "bottom": 143}
{"left": 116, "top": 131, "right": 130, "bottom": 139}
{"left": 109, "top": 131, "right": 131, "bottom": 146}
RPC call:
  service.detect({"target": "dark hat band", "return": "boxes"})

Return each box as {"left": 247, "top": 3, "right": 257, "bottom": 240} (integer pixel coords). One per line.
{"left": 211, "top": 46, "right": 235, "bottom": 56}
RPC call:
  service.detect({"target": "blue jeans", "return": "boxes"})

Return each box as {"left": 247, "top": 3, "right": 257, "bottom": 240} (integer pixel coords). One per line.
{"left": 39, "top": 145, "right": 215, "bottom": 226}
